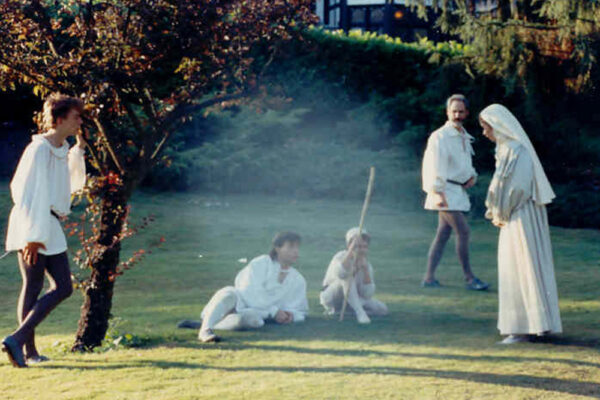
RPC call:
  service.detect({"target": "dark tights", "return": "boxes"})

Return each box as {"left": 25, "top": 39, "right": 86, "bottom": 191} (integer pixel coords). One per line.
{"left": 425, "top": 211, "right": 474, "bottom": 282}
{"left": 13, "top": 251, "right": 73, "bottom": 358}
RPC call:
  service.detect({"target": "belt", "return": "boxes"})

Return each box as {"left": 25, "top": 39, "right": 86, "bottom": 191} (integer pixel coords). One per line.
{"left": 447, "top": 179, "right": 468, "bottom": 186}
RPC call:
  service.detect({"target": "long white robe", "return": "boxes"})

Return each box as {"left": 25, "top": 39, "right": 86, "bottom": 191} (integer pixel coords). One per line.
{"left": 5, "top": 135, "right": 86, "bottom": 255}
{"left": 201, "top": 255, "right": 309, "bottom": 330}
{"left": 485, "top": 141, "right": 562, "bottom": 335}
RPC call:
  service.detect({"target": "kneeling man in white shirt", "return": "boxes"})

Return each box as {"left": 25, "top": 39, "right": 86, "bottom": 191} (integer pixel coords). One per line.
{"left": 179, "top": 232, "right": 308, "bottom": 343}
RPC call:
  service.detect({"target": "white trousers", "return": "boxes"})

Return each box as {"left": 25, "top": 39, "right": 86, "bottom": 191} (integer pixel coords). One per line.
{"left": 201, "top": 286, "right": 265, "bottom": 331}
{"left": 319, "top": 280, "right": 388, "bottom": 316}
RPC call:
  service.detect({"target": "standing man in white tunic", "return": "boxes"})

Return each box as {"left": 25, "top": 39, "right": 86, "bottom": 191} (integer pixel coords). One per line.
{"left": 2, "top": 93, "right": 86, "bottom": 368}
{"left": 479, "top": 104, "right": 562, "bottom": 344}
{"left": 178, "top": 232, "right": 308, "bottom": 343}
{"left": 421, "top": 94, "right": 489, "bottom": 290}
{"left": 320, "top": 227, "right": 388, "bottom": 324}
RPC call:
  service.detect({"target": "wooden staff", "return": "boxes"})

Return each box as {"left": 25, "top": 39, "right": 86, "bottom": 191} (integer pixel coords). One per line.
{"left": 339, "top": 166, "right": 375, "bottom": 322}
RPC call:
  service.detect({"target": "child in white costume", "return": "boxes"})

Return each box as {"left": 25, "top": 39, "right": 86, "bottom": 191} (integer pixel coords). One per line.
{"left": 320, "top": 228, "right": 388, "bottom": 324}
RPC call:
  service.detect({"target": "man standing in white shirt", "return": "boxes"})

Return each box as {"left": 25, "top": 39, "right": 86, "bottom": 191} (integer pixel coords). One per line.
{"left": 2, "top": 93, "right": 86, "bottom": 368}
{"left": 421, "top": 94, "right": 489, "bottom": 291}
{"left": 178, "top": 232, "right": 309, "bottom": 343}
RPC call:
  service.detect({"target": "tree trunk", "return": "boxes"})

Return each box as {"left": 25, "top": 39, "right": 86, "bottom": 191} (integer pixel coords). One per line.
{"left": 72, "top": 187, "right": 129, "bottom": 352}
{"left": 497, "top": 0, "right": 512, "bottom": 21}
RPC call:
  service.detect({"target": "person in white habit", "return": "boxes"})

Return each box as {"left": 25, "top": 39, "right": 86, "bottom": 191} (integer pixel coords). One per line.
{"left": 178, "top": 232, "right": 308, "bottom": 343}
{"left": 2, "top": 93, "right": 86, "bottom": 368}
{"left": 320, "top": 228, "right": 388, "bottom": 324}
{"left": 421, "top": 94, "right": 489, "bottom": 291}
{"left": 479, "top": 104, "right": 562, "bottom": 344}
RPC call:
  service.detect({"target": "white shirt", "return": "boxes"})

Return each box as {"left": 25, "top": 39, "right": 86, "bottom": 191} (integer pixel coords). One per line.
{"left": 422, "top": 121, "right": 477, "bottom": 212}
{"left": 322, "top": 250, "right": 376, "bottom": 300}
{"left": 234, "top": 254, "right": 309, "bottom": 322}
{"left": 5, "top": 135, "right": 86, "bottom": 255}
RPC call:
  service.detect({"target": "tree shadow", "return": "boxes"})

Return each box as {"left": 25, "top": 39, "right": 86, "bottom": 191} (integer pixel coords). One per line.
{"left": 43, "top": 359, "right": 600, "bottom": 398}
{"left": 171, "top": 340, "right": 600, "bottom": 370}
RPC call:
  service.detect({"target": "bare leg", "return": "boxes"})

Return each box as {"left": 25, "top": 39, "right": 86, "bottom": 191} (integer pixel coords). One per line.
{"left": 12, "top": 252, "right": 73, "bottom": 346}
{"left": 442, "top": 211, "right": 474, "bottom": 281}
{"left": 425, "top": 212, "right": 452, "bottom": 282}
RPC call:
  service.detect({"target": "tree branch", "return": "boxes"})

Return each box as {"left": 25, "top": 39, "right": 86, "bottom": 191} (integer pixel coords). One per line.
{"left": 80, "top": 126, "right": 104, "bottom": 175}
{"left": 150, "top": 90, "right": 248, "bottom": 161}
{"left": 0, "top": 58, "right": 59, "bottom": 92}
{"left": 93, "top": 117, "right": 125, "bottom": 174}
{"left": 28, "top": 0, "right": 60, "bottom": 57}
{"left": 470, "top": 16, "right": 564, "bottom": 31}
{"left": 77, "top": 0, "right": 96, "bottom": 68}
{"left": 139, "top": 88, "right": 162, "bottom": 157}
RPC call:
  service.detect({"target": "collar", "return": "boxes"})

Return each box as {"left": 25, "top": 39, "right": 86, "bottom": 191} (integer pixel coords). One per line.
{"left": 33, "top": 134, "right": 69, "bottom": 159}
{"left": 444, "top": 121, "right": 474, "bottom": 142}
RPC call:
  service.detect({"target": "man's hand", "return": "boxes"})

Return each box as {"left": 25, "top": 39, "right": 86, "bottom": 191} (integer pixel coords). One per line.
{"left": 23, "top": 242, "right": 46, "bottom": 265}
{"left": 435, "top": 192, "right": 448, "bottom": 208}
{"left": 274, "top": 310, "right": 293, "bottom": 324}
{"left": 347, "top": 236, "right": 359, "bottom": 256}
{"left": 463, "top": 177, "right": 476, "bottom": 189}
{"left": 492, "top": 219, "right": 505, "bottom": 228}
{"left": 75, "top": 131, "right": 87, "bottom": 149}
{"left": 342, "top": 238, "right": 359, "bottom": 271}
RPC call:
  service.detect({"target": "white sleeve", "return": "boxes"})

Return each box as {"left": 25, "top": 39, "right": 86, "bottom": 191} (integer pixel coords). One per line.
{"left": 234, "top": 258, "right": 279, "bottom": 318}
{"left": 68, "top": 146, "right": 86, "bottom": 193}
{"left": 282, "top": 275, "right": 309, "bottom": 323}
{"left": 422, "top": 134, "right": 448, "bottom": 194}
{"left": 10, "top": 144, "right": 52, "bottom": 246}
{"left": 357, "top": 264, "right": 376, "bottom": 299}
{"left": 331, "top": 252, "right": 350, "bottom": 280}
{"left": 486, "top": 146, "right": 533, "bottom": 223}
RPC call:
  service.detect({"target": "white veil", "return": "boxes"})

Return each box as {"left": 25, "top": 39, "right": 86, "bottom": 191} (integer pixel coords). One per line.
{"left": 480, "top": 104, "right": 555, "bottom": 205}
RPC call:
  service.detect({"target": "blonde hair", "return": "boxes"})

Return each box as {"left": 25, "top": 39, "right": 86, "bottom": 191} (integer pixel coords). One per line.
{"left": 39, "top": 92, "right": 84, "bottom": 131}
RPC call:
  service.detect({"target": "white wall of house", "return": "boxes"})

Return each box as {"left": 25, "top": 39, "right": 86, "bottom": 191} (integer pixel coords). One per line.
{"left": 315, "top": 0, "right": 437, "bottom": 26}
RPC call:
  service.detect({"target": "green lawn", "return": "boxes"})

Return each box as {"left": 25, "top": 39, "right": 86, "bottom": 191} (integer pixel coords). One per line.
{"left": 1, "top": 185, "right": 599, "bottom": 399}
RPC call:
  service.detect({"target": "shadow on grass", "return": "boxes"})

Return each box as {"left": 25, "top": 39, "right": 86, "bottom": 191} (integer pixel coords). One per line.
{"left": 171, "top": 309, "right": 600, "bottom": 352}
{"left": 167, "top": 340, "right": 600, "bottom": 370}
{"left": 43, "top": 360, "right": 600, "bottom": 398}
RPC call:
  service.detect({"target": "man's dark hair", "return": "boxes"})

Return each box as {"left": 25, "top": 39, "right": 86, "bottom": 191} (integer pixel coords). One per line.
{"left": 269, "top": 231, "right": 301, "bottom": 260}
{"left": 41, "top": 92, "right": 84, "bottom": 131}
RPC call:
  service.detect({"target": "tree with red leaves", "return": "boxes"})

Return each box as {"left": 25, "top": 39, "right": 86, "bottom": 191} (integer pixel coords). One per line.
{"left": 0, "top": 0, "right": 316, "bottom": 351}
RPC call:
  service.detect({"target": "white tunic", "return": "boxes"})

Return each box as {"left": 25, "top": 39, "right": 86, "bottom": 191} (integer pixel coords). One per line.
{"left": 322, "top": 250, "right": 376, "bottom": 300}
{"left": 422, "top": 121, "right": 477, "bottom": 211}
{"left": 233, "top": 255, "right": 309, "bottom": 322}
{"left": 5, "top": 135, "right": 86, "bottom": 256}
{"left": 486, "top": 141, "right": 562, "bottom": 335}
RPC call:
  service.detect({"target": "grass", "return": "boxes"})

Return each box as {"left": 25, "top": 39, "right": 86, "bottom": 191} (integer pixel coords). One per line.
{"left": 0, "top": 184, "right": 599, "bottom": 399}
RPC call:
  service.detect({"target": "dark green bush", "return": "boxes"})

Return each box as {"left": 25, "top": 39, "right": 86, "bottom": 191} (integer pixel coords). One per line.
{"left": 144, "top": 28, "right": 599, "bottom": 229}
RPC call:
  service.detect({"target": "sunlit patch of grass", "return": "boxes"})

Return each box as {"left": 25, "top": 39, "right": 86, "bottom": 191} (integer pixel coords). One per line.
{"left": 0, "top": 185, "right": 599, "bottom": 399}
